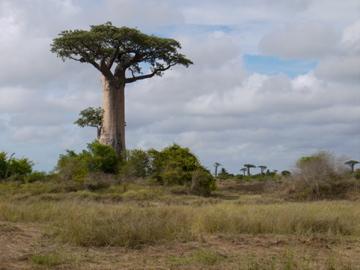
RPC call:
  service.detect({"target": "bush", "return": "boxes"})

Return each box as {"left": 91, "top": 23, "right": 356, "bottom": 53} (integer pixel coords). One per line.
{"left": 355, "top": 169, "right": 360, "bottom": 180}
{"left": 24, "top": 171, "right": 48, "bottom": 183}
{"left": 0, "top": 152, "right": 8, "bottom": 179}
{"left": 148, "top": 144, "right": 201, "bottom": 184}
{"left": 0, "top": 152, "right": 33, "bottom": 181}
{"left": 120, "top": 149, "right": 150, "bottom": 178}
{"left": 56, "top": 150, "right": 89, "bottom": 182}
{"left": 56, "top": 141, "right": 120, "bottom": 182}
{"left": 285, "top": 151, "right": 355, "bottom": 200}
{"left": 190, "top": 169, "right": 216, "bottom": 196}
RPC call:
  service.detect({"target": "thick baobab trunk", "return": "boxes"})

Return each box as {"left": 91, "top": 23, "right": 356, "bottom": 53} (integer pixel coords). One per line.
{"left": 99, "top": 76, "right": 125, "bottom": 156}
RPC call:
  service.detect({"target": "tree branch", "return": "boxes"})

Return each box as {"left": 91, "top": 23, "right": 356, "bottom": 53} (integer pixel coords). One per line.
{"left": 125, "top": 64, "right": 174, "bottom": 84}
{"left": 107, "top": 46, "right": 120, "bottom": 69}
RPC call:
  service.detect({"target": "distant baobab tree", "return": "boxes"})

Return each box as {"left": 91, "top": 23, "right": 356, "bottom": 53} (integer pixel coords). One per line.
{"left": 213, "top": 162, "right": 222, "bottom": 177}
{"left": 244, "top": 164, "right": 256, "bottom": 176}
{"left": 75, "top": 107, "right": 103, "bottom": 139}
{"left": 51, "top": 22, "right": 192, "bottom": 156}
{"left": 345, "top": 160, "right": 359, "bottom": 173}
{"left": 240, "top": 168, "right": 247, "bottom": 176}
{"left": 258, "top": 165, "right": 267, "bottom": 175}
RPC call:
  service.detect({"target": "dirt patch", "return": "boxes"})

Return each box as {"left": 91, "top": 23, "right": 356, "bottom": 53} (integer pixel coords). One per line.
{"left": 0, "top": 222, "right": 42, "bottom": 270}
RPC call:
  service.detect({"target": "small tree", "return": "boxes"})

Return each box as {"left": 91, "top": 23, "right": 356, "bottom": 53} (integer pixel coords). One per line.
{"left": 51, "top": 22, "right": 192, "bottom": 156}
{"left": 258, "top": 165, "right": 267, "bottom": 175}
{"left": 240, "top": 168, "right": 247, "bottom": 176}
{"left": 213, "top": 162, "right": 221, "bottom": 177}
{"left": 244, "top": 164, "right": 256, "bottom": 176}
{"left": 345, "top": 160, "right": 359, "bottom": 173}
{"left": 75, "top": 107, "right": 104, "bottom": 139}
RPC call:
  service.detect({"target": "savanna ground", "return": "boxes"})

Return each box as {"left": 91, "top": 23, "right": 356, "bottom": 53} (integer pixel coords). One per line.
{"left": 1, "top": 180, "right": 360, "bottom": 270}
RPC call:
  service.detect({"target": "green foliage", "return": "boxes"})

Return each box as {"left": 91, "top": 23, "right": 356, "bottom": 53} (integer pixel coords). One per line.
{"left": 86, "top": 141, "right": 118, "bottom": 173}
{"left": 51, "top": 22, "right": 192, "bottom": 84}
{"left": 56, "top": 150, "right": 88, "bottom": 182}
{"left": 121, "top": 149, "right": 150, "bottom": 178}
{"left": 149, "top": 144, "right": 201, "bottom": 185}
{"left": 190, "top": 168, "right": 216, "bottom": 196}
{"left": 0, "top": 152, "right": 8, "bottom": 179}
{"left": 24, "top": 171, "right": 48, "bottom": 183}
{"left": 8, "top": 158, "right": 33, "bottom": 178}
{"left": 75, "top": 107, "right": 103, "bottom": 138}
{"left": 56, "top": 141, "right": 119, "bottom": 182}
{"left": 0, "top": 152, "right": 33, "bottom": 181}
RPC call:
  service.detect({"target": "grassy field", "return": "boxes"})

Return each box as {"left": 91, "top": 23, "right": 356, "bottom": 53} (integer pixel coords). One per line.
{"left": 1, "top": 180, "right": 360, "bottom": 269}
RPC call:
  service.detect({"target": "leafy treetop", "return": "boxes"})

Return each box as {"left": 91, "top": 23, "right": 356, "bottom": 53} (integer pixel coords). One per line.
{"left": 51, "top": 22, "right": 193, "bottom": 84}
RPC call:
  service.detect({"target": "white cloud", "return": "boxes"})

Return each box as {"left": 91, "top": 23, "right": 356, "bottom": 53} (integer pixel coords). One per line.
{"left": 341, "top": 20, "right": 360, "bottom": 53}
{"left": 259, "top": 23, "right": 339, "bottom": 59}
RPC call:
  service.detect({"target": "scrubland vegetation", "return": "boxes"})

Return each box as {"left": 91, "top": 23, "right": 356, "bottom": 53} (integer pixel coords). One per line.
{"left": 1, "top": 144, "right": 360, "bottom": 269}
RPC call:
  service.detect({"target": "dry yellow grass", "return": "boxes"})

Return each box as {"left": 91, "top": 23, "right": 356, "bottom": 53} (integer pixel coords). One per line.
{"left": 1, "top": 200, "right": 360, "bottom": 247}
{"left": 2, "top": 181, "right": 360, "bottom": 269}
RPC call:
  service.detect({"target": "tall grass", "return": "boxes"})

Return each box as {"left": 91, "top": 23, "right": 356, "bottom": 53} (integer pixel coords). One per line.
{"left": 1, "top": 201, "right": 360, "bottom": 247}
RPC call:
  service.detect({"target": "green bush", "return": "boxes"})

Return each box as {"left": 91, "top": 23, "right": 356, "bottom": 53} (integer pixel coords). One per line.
{"left": 190, "top": 168, "right": 216, "bottom": 196}
{"left": 56, "top": 150, "right": 89, "bottom": 182}
{"left": 161, "top": 162, "right": 191, "bottom": 185}
{"left": 86, "top": 142, "right": 119, "bottom": 173}
{"left": 148, "top": 144, "right": 201, "bottom": 184}
{"left": 56, "top": 141, "right": 120, "bottom": 182}
{"left": 0, "top": 152, "right": 33, "bottom": 181}
{"left": 0, "top": 152, "right": 8, "bottom": 179}
{"left": 120, "top": 149, "right": 150, "bottom": 178}
{"left": 24, "top": 171, "right": 48, "bottom": 183}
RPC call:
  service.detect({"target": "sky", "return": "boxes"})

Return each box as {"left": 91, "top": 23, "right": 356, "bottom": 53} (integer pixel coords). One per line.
{"left": 0, "top": 0, "right": 359, "bottom": 173}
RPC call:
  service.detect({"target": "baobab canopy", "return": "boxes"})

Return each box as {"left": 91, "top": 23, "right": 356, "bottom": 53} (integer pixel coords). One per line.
{"left": 51, "top": 22, "right": 192, "bottom": 156}
{"left": 50, "top": 22, "right": 193, "bottom": 84}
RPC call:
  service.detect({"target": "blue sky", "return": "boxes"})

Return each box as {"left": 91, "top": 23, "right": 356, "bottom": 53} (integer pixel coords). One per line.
{"left": 0, "top": 0, "right": 359, "bottom": 173}
{"left": 244, "top": 55, "right": 317, "bottom": 78}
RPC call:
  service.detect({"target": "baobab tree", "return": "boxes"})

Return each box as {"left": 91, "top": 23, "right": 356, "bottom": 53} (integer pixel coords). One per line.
{"left": 345, "top": 160, "right": 359, "bottom": 173}
{"left": 51, "top": 22, "right": 192, "bottom": 156}
{"left": 244, "top": 164, "right": 256, "bottom": 176}
{"left": 258, "top": 165, "right": 267, "bottom": 175}
{"left": 240, "top": 168, "right": 247, "bottom": 176}
{"left": 74, "top": 107, "right": 103, "bottom": 139}
{"left": 213, "top": 162, "right": 222, "bottom": 177}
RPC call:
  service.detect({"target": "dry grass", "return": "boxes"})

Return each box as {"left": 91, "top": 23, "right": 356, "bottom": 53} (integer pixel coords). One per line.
{"left": 2, "top": 180, "right": 360, "bottom": 269}
{"left": 1, "top": 200, "right": 360, "bottom": 248}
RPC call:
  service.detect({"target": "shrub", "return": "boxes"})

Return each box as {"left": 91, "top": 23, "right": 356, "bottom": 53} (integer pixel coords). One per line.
{"left": 355, "top": 169, "right": 360, "bottom": 180}
{"left": 24, "top": 171, "right": 48, "bottom": 183}
{"left": 161, "top": 161, "right": 192, "bottom": 185}
{"left": 0, "top": 152, "right": 33, "bottom": 181}
{"left": 148, "top": 144, "right": 201, "bottom": 185}
{"left": 190, "top": 169, "right": 216, "bottom": 196}
{"left": 56, "top": 141, "right": 120, "bottom": 182}
{"left": 56, "top": 150, "right": 89, "bottom": 182}
{"left": 285, "top": 151, "right": 355, "bottom": 200}
{"left": 120, "top": 149, "right": 150, "bottom": 178}
{"left": 7, "top": 158, "right": 33, "bottom": 178}
{"left": 0, "top": 152, "right": 8, "bottom": 179}
{"left": 86, "top": 142, "right": 119, "bottom": 173}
